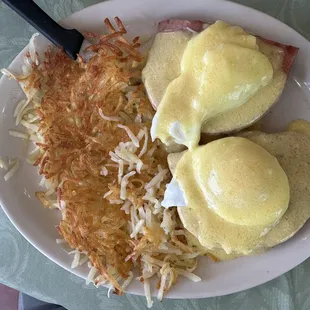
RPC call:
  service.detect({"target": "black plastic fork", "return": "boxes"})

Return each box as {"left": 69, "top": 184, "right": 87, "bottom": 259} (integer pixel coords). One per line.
{"left": 2, "top": 0, "right": 84, "bottom": 60}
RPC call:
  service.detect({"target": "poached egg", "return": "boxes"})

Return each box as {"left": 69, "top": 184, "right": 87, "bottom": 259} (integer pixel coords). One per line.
{"left": 163, "top": 137, "right": 290, "bottom": 254}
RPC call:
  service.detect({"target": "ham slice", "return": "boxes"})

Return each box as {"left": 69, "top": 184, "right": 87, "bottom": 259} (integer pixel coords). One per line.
{"left": 158, "top": 19, "right": 205, "bottom": 33}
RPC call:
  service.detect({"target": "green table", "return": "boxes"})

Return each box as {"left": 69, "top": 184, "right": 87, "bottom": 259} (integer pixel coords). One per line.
{"left": 0, "top": 1, "right": 310, "bottom": 309}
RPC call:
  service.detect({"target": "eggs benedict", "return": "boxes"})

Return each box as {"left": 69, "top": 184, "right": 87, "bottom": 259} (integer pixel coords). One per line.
{"left": 163, "top": 130, "right": 310, "bottom": 258}
{"left": 150, "top": 21, "right": 274, "bottom": 148}
{"left": 163, "top": 136, "right": 290, "bottom": 254}
{"left": 143, "top": 20, "right": 298, "bottom": 144}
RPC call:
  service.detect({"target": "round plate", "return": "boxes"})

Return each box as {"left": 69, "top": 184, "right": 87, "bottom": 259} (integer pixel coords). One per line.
{"left": 0, "top": 0, "right": 310, "bottom": 299}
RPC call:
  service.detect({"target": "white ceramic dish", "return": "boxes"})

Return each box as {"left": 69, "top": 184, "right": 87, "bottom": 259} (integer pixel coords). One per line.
{"left": 1, "top": 0, "right": 310, "bottom": 299}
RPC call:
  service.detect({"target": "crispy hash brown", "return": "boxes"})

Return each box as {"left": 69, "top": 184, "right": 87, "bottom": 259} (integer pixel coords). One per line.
{"left": 4, "top": 17, "right": 202, "bottom": 306}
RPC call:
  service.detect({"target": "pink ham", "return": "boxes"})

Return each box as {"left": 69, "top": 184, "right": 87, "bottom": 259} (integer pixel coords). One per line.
{"left": 259, "top": 38, "right": 298, "bottom": 74}
{"left": 158, "top": 19, "right": 204, "bottom": 32}
{"left": 157, "top": 19, "right": 299, "bottom": 74}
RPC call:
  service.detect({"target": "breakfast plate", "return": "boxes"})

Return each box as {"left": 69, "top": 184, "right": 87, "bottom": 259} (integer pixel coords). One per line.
{"left": 0, "top": 0, "right": 310, "bottom": 300}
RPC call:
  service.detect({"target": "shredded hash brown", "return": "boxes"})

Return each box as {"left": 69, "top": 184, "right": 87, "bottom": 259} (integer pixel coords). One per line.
{"left": 8, "top": 17, "right": 202, "bottom": 304}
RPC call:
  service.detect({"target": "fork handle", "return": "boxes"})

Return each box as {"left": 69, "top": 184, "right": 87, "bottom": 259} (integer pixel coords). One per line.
{"left": 2, "top": 0, "right": 84, "bottom": 59}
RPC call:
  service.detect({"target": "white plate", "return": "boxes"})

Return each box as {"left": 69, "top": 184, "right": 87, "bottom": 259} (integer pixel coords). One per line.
{"left": 1, "top": 0, "right": 310, "bottom": 299}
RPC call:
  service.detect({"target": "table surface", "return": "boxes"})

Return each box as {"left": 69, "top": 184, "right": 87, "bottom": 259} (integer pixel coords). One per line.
{"left": 0, "top": 0, "right": 310, "bottom": 309}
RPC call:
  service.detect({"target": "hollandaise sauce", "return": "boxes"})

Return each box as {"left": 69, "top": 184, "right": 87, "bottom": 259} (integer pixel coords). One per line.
{"left": 175, "top": 137, "right": 290, "bottom": 254}
{"left": 287, "top": 119, "right": 310, "bottom": 137}
{"left": 151, "top": 21, "right": 273, "bottom": 148}
{"left": 185, "top": 229, "right": 267, "bottom": 261}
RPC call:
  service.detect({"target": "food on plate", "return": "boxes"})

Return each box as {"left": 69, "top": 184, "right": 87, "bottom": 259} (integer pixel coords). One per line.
{"left": 1, "top": 18, "right": 205, "bottom": 307}
{"left": 163, "top": 130, "right": 310, "bottom": 258}
{"left": 143, "top": 20, "right": 298, "bottom": 147}
{"left": 0, "top": 13, "right": 304, "bottom": 307}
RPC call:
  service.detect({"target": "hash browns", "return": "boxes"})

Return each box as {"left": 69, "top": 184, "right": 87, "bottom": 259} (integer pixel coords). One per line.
{"left": 7, "top": 17, "right": 201, "bottom": 304}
